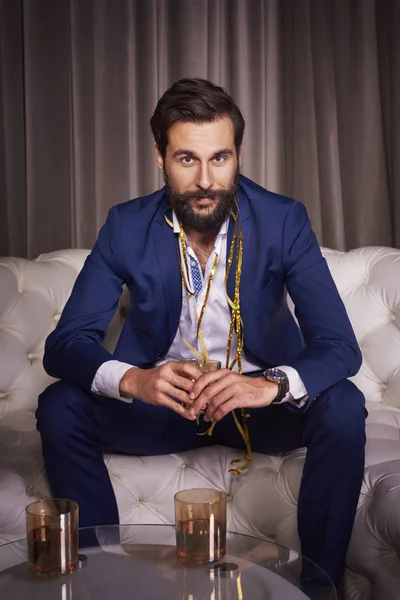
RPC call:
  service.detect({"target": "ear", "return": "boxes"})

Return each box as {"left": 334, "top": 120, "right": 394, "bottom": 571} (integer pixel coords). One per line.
{"left": 154, "top": 146, "right": 164, "bottom": 172}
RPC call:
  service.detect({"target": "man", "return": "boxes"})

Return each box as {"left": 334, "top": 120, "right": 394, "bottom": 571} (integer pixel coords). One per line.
{"left": 37, "top": 78, "right": 366, "bottom": 589}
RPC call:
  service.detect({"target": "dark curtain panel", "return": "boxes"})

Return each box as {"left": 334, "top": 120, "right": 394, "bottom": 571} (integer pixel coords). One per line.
{"left": 1, "top": 0, "right": 399, "bottom": 257}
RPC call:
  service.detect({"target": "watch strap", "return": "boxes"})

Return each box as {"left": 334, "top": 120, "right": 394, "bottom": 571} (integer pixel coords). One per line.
{"left": 263, "top": 368, "right": 290, "bottom": 404}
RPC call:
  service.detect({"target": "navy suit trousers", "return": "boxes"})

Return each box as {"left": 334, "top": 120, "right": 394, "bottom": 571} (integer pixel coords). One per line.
{"left": 36, "top": 377, "right": 366, "bottom": 586}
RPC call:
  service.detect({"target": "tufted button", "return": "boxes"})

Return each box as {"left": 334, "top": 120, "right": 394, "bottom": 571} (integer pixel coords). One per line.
{"left": 0, "top": 392, "right": 7, "bottom": 399}
{"left": 54, "top": 313, "right": 61, "bottom": 321}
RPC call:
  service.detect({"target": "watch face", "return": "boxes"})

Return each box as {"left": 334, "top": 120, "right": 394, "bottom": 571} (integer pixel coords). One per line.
{"left": 266, "top": 368, "right": 287, "bottom": 383}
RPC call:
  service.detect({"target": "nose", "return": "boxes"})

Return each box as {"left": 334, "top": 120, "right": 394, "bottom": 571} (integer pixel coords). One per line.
{"left": 196, "top": 162, "right": 214, "bottom": 191}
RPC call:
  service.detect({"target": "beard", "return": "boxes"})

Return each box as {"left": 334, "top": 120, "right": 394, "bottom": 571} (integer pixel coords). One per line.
{"left": 164, "top": 166, "right": 240, "bottom": 233}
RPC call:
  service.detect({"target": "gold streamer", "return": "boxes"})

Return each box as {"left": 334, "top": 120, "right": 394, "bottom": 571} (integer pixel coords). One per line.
{"left": 223, "top": 202, "right": 252, "bottom": 474}
{"left": 165, "top": 202, "right": 253, "bottom": 473}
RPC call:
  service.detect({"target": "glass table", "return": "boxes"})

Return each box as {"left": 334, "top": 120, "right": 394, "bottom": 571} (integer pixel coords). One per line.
{"left": 0, "top": 524, "right": 336, "bottom": 599}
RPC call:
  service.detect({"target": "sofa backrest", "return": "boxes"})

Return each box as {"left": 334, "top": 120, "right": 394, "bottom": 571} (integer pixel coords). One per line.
{"left": 0, "top": 247, "right": 399, "bottom": 421}
{"left": 321, "top": 247, "right": 400, "bottom": 410}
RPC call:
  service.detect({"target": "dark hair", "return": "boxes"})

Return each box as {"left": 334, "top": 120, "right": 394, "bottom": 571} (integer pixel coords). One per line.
{"left": 150, "top": 78, "right": 245, "bottom": 160}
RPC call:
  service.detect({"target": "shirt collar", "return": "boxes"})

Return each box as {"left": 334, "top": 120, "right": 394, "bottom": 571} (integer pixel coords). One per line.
{"left": 172, "top": 211, "right": 229, "bottom": 236}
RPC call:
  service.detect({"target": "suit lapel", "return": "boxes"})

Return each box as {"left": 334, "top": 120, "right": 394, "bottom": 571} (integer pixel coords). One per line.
{"left": 226, "top": 185, "right": 252, "bottom": 307}
{"left": 153, "top": 203, "right": 182, "bottom": 348}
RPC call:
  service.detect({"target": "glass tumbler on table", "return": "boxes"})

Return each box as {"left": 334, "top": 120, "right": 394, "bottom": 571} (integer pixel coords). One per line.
{"left": 26, "top": 498, "right": 78, "bottom": 576}
{"left": 175, "top": 488, "right": 227, "bottom": 564}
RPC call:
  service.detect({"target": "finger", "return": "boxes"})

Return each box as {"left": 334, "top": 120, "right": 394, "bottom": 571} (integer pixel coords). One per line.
{"left": 191, "top": 372, "right": 238, "bottom": 413}
{"left": 162, "top": 381, "right": 193, "bottom": 405}
{"left": 190, "top": 369, "right": 231, "bottom": 400}
{"left": 170, "top": 362, "right": 203, "bottom": 382}
{"left": 191, "top": 383, "right": 218, "bottom": 415}
{"left": 204, "top": 387, "right": 235, "bottom": 420}
{"left": 156, "top": 363, "right": 197, "bottom": 392}
{"left": 206, "top": 395, "right": 241, "bottom": 423}
{"left": 171, "top": 374, "right": 198, "bottom": 393}
{"left": 156, "top": 392, "right": 196, "bottom": 420}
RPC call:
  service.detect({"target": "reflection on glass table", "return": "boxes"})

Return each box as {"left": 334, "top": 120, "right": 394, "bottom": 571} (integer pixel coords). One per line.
{"left": 0, "top": 524, "right": 336, "bottom": 600}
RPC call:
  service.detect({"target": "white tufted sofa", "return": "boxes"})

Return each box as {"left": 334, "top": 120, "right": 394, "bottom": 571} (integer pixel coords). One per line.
{"left": 1, "top": 246, "right": 400, "bottom": 599}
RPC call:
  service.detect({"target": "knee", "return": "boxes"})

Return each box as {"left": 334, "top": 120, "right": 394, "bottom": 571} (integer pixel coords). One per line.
{"left": 36, "top": 380, "right": 91, "bottom": 442}
{"left": 308, "top": 379, "right": 366, "bottom": 445}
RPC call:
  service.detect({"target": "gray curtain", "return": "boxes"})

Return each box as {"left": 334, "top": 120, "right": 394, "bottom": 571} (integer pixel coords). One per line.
{"left": 0, "top": 0, "right": 399, "bottom": 258}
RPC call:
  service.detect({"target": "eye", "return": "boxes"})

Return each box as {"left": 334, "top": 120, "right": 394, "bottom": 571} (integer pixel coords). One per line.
{"left": 180, "top": 156, "right": 195, "bottom": 166}
{"left": 213, "top": 155, "right": 227, "bottom": 165}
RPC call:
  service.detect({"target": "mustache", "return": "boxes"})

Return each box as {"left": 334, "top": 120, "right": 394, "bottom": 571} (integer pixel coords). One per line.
{"left": 175, "top": 189, "right": 219, "bottom": 202}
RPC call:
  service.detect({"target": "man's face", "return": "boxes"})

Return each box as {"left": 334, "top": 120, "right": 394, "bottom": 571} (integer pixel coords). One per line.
{"left": 155, "top": 117, "right": 241, "bottom": 233}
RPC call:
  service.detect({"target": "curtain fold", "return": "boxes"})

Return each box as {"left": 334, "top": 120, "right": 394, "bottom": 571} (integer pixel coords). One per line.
{"left": 0, "top": 0, "right": 399, "bottom": 257}
{"left": 0, "top": 0, "right": 27, "bottom": 257}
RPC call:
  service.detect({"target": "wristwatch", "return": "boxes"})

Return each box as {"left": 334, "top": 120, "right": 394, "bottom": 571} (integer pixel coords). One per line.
{"left": 263, "top": 368, "right": 290, "bottom": 404}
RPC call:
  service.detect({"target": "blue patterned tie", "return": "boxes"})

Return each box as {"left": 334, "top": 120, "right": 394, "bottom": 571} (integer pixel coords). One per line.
{"left": 189, "top": 253, "right": 203, "bottom": 299}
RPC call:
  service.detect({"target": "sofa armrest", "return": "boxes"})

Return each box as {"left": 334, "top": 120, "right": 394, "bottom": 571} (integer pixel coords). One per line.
{"left": 345, "top": 460, "right": 400, "bottom": 599}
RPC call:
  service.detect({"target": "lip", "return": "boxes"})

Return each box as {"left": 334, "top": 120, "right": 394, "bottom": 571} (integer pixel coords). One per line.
{"left": 194, "top": 197, "right": 215, "bottom": 205}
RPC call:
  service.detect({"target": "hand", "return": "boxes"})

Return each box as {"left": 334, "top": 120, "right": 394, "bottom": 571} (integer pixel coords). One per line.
{"left": 119, "top": 361, "right": 202, "bottom": 420}
{"left": 189, "top": 370, "right": 279, "bottom": 423}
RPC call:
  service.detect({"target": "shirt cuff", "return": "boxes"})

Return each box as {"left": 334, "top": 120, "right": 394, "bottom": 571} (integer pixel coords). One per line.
{"left": 276, "top": 365, "right": 308, "bottom": 408}
{"left": 91, "top": 360, "right": 136, "bottom": 403}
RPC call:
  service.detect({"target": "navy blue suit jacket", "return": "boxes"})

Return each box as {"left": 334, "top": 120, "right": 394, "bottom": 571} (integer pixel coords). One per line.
{"left": 44, "top": 175, "right": 361, "bottom": 408}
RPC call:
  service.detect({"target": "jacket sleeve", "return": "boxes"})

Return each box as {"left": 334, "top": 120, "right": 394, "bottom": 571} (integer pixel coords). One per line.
{"left": 43, "top": 205, "right": 125, "bottom": 392}
{"left": 282, "top": 200, "right": 362, "bottom": 406}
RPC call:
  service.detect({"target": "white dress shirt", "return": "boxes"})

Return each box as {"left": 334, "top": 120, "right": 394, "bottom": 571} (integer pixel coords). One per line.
{"left": 92, "top": 213, "right": 308, "bottom": 407}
